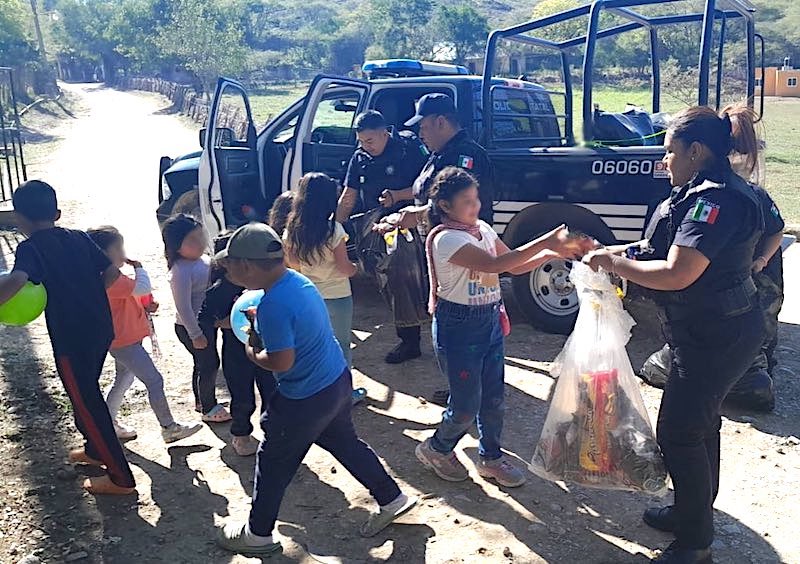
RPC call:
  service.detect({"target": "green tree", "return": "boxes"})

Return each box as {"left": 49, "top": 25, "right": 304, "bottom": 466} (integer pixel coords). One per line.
{"left": 366, "top": 0, "right": 434, "bottom": 59}
{"left": 0, "top": 0, "right": 37, "bottom": 66}
{"left": 433, "top": 5, "right": 488, "bottom": 64}
{"left": 156, "top": 0, "right": 250, "bottom": 96}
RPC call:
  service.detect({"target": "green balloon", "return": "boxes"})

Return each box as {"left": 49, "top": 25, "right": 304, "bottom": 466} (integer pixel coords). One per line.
{"left": 0, "top": 281, "right": 47, "bottom": 326}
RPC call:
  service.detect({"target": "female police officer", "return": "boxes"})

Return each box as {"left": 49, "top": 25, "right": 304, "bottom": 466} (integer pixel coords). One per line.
{"left": 584, "top": 103, "right": 765, "bottom": 564}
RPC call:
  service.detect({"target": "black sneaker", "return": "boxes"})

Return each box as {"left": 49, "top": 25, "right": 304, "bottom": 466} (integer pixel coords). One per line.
{"left": 652, "top": 541, "right": 712, "bottom": 563}
{"left": 385, "top": 342, "right": 421, "bottom": 364}
{"left": 643, "top": 505, "right": 678, "bottom": 533}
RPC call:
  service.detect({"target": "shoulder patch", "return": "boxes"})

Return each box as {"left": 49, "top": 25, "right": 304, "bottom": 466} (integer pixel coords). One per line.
{"left": 690, "top": 198, "right": 720, "bottom": 224}
{"left": 770, "top": 202, "right": 781, "bottom": 218}
{"left": 458, "top": 155, "right": 474, "bottom": 169}
{"left": 420, "top": 143, "right": 430, "bottom": 156}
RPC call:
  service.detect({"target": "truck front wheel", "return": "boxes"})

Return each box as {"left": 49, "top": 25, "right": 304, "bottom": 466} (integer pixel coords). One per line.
{"left": 505, "top": 205, "right": 616, "bottom": 335}
{"left": 512, "top": 258, "right": 579, "bottom": 334}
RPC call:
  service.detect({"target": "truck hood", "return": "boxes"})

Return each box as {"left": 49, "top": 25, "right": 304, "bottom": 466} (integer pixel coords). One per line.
{"left": 166, "top": 151, "right": 201, "bottom": 174}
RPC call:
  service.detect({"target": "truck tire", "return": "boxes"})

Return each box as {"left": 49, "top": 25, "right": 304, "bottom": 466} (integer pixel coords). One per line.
{"left": 505, "top": 205, "right": 616, "bottom": 335}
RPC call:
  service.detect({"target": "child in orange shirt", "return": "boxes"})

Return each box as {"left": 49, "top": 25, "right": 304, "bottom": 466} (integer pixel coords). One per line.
{"left": 88, "top": 226, "right": 201, "bottom": 444}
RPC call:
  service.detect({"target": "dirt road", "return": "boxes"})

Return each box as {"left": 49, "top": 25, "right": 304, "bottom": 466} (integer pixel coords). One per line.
{"left": 0, "top": 84, "right": 798, "bottom": 564}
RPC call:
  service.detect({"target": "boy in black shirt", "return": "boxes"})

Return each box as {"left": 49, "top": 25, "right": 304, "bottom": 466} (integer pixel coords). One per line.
{"left": 0, "top": 180, "right": 136, "bottom": 495}
{"left": 200, "top": 232, "right": 275, "bottom": 456}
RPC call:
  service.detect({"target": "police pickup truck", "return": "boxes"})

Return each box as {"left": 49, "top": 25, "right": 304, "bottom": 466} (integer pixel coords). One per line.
{"left": 156, "top": 0, "right": 761, "bottom": 333}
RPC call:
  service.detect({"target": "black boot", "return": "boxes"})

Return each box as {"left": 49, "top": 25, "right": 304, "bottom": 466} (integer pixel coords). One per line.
{"left": 652, "top": 541, "right": 712, "bottom": 563}
{"left": 643, "top": 505, "right": 678, "bottom": 533}
{"left": 387, "top": 326, "right": 422, "bottom": 364}
{"left": 725, "top": 369, "right": 775, "bottom": 412}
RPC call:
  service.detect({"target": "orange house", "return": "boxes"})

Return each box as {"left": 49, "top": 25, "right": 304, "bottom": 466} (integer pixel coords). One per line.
{"left": 756, "top": 64, "right": 800, "bottom": 97}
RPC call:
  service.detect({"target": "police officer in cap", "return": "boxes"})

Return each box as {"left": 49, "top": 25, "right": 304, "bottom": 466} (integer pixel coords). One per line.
{"left": 336, "top": 110, "right": 430, "bottom": 364}
{"left": 585, "top": 103, "right": 765, "bottom": 563}
{"left": 392, "top": 93, "right": 494, "bottom": 230}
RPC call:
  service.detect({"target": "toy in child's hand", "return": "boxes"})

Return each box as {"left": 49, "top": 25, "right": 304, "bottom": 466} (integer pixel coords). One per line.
{"left": 0, "top": 277, "right": 47, "bottom": 326}
{"left": 230, "top": 290, "right": 265, "bottom": 344}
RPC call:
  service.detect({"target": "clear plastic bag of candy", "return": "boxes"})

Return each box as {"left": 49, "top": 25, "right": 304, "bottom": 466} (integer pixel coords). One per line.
{"left": 530, "top": 263, "right": 668, "bottom": 494}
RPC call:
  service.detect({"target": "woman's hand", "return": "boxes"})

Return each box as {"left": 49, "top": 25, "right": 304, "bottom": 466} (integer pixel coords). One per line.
{"left": 582, "top": 248, "right": 615, "bottom": 272}
{"left": 144, "top": 300, "right": 159, "bottom": 314}
{"left": 126, "top": 258, "right": 143, "bottom": 269}
{"left": 752, "top": 256, "right": 768, "bottom": 273}
{"left": 192, "top": 335, "right": 209, "bottom": 350}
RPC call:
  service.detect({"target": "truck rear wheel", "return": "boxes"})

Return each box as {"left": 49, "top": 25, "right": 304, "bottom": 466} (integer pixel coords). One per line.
{"left": 505, "top": 205, "right": 616, "bottom": 335}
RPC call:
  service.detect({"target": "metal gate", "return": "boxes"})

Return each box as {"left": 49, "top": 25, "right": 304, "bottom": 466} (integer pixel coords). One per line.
{"left": 0, "top": 67, "right": 27, "bottom": 203}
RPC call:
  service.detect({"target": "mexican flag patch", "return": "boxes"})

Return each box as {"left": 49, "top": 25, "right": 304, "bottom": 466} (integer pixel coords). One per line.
{"left": 691, "top": 199, "right": 720, "bottom": 224}
{"left": 458, "top": 155, "right": 474, "bottom": 169}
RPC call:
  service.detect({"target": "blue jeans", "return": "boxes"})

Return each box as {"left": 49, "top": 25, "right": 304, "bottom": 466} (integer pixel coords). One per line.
{"left": 325, "top": 296, "right": 353, "bottom": 368}
{"left": 430, "top": 299, "right": 505, "bottom": 460}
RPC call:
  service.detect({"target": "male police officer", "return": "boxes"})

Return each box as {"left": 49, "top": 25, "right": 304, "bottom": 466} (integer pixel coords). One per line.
{"left": 391, "top": 93, "right": 494, "bottom": 229}
{"left": 336, "top": 110, "right": 430, "bottom": 364}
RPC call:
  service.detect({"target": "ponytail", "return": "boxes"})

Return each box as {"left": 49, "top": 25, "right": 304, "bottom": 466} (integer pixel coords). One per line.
{"left": 722, "top": 102, "right": 764, "bottom": 183}
{"left": 668, "top": 102, "right": 763, "bottom": 182}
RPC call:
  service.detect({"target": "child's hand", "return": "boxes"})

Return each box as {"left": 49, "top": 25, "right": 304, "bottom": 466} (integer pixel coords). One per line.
{"left": 126, "top": 258, "right": 143, "bottom": 269}
{"left": 144, "top": 300, "right": 159, "bottom": 313}
{"left": 192, "top": 335, "right": 209, "bottom": 349}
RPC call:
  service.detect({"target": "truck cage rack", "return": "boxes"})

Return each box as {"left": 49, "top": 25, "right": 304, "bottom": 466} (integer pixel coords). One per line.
{"left": 481, "top": 0, "right": 761, "bottom": 147}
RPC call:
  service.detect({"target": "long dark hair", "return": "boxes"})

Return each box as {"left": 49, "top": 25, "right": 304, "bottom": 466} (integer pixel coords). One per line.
{"left": 668, "top": 102, "right": 761, "bottom": 179}
{"left": 427, "top": 167, "right": 478, "bottom": 227}
{"left": 161, "top": 213, "right": 202, "bottom": 269}
{"left": 286, "top": 173, "right": 338, "bottom": 264}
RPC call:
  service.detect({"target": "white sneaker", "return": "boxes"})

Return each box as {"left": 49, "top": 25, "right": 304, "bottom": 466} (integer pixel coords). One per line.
{"left": 113, "top": 420, "right": 137, "bottom": 440}
{"left": 162, "top": 421, "right": 203, "bottom": 444}
{"left": 232, "top": 435, "right": 259, "bottom": 456}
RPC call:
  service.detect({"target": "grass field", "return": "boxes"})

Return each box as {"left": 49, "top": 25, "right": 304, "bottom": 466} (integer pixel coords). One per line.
{"left": 248, "top": 84, "right": 799, "bottom": 226}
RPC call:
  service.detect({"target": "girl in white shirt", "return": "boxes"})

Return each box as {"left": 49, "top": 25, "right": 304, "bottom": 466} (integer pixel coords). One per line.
{"left": 284, "top": 173, "right": 358, "bottom": 367}
{"left": 416, "top": 167, "right": 590, "bottom": 488}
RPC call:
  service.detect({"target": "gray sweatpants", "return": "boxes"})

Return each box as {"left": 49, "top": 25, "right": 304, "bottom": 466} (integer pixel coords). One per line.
{"left": 108, "top": 341, "right": 174, "bottom": 427}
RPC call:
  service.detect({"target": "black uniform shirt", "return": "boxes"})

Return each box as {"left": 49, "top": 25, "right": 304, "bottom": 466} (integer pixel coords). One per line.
{"left": 412, "top": 129, "right": 495, "bottom": 224}
{"left": 344, "top": 131, "right": 429, "bottom": 213}
{"left": 12, "top": 228, "right": 114, "bottom": 354}
{"left": 642, "top": 169, "right": 763, "bottom": 299}
{"left": 752, "top": 185, "right": 785, "bottom": 283}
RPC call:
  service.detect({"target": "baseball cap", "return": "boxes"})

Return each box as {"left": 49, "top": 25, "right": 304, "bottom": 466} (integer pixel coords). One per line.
{"left": 405, "top": 93, "right": 457, "bottom": 127}
{"left": 214, "top": 222, "right": 284, "bottom": 262}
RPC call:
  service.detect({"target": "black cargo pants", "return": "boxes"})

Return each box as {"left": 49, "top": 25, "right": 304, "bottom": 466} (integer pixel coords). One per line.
{"left": 657, "top": 307, "right": 764, "bottom": 549}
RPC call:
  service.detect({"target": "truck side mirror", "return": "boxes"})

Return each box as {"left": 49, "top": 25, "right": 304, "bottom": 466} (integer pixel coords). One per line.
{"left": 199, "top": 128, "right": 207, "bottom": 148}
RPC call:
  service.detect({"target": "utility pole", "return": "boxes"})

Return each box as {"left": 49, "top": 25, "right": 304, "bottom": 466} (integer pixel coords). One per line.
{"left": 29, "top": 0, "right": 47, "bottom": 58}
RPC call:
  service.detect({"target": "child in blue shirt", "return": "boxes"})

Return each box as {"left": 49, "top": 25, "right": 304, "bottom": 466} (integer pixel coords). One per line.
{"left": 214, "top": 222, "right": 416, "bottom": 555}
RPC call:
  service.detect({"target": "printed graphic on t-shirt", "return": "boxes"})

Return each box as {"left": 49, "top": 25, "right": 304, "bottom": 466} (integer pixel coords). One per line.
{"left": 467, "top": 269, "right": 500, "bottom": 305}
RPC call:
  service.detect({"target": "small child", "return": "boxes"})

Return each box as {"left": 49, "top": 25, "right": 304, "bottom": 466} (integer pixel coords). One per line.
{"left": 161, "top": 214, "right": 231, "bottom": 422}
{"left": 284, "top": 173, "right": 357, "bottom": 367}
{"left": 215, "top": 222, "right": 416, "bottom": 555}
{"left": 87, "top": 226, "right": 202, "bottom": 443}
{"left": 268, "top": 191, "right": 294, "bottom": 237}
{"left": 417, "top": 168, "right": 587, "bottom": 487}
{"left": 199, "top": 231, "right": 276, "bottom": 456}
{"left": 0, "top": 180, "right": 135, "bottom": 495}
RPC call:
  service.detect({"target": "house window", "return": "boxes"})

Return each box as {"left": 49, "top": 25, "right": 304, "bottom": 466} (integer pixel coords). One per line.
{"left": 789, "top": 77, "right": 798, "bottom": 87}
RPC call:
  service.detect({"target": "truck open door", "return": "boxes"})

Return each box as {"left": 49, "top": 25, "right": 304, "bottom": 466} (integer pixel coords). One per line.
{"left": 287, "top": 76, "right": 370, "bottom": 190}
{"left": 198, "top": 78, "right": 262, "bottom": 241}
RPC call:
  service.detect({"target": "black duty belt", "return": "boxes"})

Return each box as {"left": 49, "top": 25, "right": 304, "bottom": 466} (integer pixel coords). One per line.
{"left": 665, "top": 277, "right": 758, "bottom": 321}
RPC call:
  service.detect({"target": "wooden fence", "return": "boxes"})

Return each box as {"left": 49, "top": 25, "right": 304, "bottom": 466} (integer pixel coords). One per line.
{"left": 119, "top": 77, "right": 249, "bottom": 138}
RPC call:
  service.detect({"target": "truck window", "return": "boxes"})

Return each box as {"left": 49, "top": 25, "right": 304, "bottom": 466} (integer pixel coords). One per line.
{"left": 214, "top": 89, "right": 251, "bottom": 146}
{"left": 371, "top": 85, "right": 456, "bottom": 131}
{"left": 474, "top": 82, "right": 563, "bottom": 147}
{"left": 309, "top": 91, "right": 360, "bottom": 145}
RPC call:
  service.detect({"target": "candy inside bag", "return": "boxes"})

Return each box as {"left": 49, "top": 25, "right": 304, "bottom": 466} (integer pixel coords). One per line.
{"left": 530, "top": 264, "right": 668, "bottom": 494}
